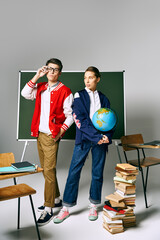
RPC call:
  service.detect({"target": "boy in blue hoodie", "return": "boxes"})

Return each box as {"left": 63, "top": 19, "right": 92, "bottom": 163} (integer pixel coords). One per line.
{"left": 54, "top": 66, "right": 114, "bottom": 223}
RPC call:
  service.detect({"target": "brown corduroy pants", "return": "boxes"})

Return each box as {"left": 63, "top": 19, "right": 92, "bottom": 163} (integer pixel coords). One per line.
{"left": 37, "top": 132, "right": 60, "bottom": 208}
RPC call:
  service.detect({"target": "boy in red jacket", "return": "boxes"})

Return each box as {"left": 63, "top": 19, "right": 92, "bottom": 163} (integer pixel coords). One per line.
{"left": 21, "top": 58, "right": 73, "bottom": 226}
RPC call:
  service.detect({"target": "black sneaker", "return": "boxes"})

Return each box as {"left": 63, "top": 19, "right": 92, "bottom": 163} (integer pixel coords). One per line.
{"left": 54, "top": 200, "right": 62, "bottom": 208}
{"left": 37, "top": 210, "right": 54, "bottom": 226}
{"left": 38, "top": 200, "right": 62, "bottom": 212}
{"left": 37, "top": 205, "right": 45, "bottom": 212}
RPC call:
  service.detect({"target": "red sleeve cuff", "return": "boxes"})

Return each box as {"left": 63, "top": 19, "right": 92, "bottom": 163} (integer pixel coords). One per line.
{"left": 27, "top": 80, "right": 35, "bottom": 88}
{"left": 62, "top": 124, "right": 69, "bottom": 131}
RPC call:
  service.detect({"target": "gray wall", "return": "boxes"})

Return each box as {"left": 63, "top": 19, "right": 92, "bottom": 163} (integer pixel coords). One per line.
{"left": 1, "top": 0, "right": 160, "bottom": 168}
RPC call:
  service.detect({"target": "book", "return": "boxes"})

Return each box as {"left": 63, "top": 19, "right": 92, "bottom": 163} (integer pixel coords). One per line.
{"left": 104, "top": 201, "right": 125, "bottom": 212}
{"left": 103, "top": 223, "right": 124, "bottom": 234}
{"left": 109, "top": 200, "right": 126, "bottom": 208}
{"left": 105, "top": 192, "right": 124, "bottom": 203}
{"left": 104, "top": 201, "right": 134, "bottom": 214}
{"left": 115, "top": 168, "right": 139, "bottom": 176}
{"left": 113, "top": 176, "right": 136, "bottom": 184}
{"left": 116, "top": 171, "right": 137, "bottom": 180}
{"left": 124, "top": 210, "right": 134, "bottom": 216}
{"left": 114, "top": 182, "right": 136, "bottom": 194}
{"left": 103, "top": 203, "right": 126, "bottom": 214}
{"left": 11, "top": 161, "right": 35, "bottom": 170}
{"left": 123, "top": 215, "right": 136, "bottom": 227}
{"left": 114, "top": 181, "right": 136, "bottom": 188}
{"left": 105, "top": 200, "right": 135, "bottom": 212}
{"left": 123, "top": 199, "right": 135, "bottom": 206}
{"left": 116, "top": 163, "right": 137, "bottom": 171}
{"left": 141, "top": 140, "right": 160, "bottom": 146}
{"left": 102, "top": 215, "right": 124, "bottom": 234}
{"left": 103, "top": 215, "right": 123, "bottom": 224}
{"left": 103, "top": 209, "right": 125, "bottom": 220}
{"left": 116, "top": 189, "right": 136, "bottom": 198}
{"left": 115, "top": 166, "right": 138, "bottom": 175}
{"left": 117, "top": 163, "right": 137, "bottom": 170}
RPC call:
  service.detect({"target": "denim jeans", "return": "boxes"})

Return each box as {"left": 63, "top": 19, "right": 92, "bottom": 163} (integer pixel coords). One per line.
{"left": 63, "top": 141, "right": 108, "bottom": 207}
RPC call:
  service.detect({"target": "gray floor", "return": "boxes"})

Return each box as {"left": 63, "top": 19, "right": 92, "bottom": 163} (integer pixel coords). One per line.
{"left": 1, "top": 162, "right": 160, "bottom": 240}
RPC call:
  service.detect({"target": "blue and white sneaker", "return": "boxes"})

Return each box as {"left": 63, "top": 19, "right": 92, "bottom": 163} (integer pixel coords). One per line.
{"left": 37, "top": 210, "right": 54, "bottom": 226}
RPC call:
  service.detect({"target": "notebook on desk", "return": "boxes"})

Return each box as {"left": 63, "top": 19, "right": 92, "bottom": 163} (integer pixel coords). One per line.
{"left": 141, "top": 140, "right": 160, "bottom": 146}
{"left": 11, "top": 161, "right": 35, "bottom": 170}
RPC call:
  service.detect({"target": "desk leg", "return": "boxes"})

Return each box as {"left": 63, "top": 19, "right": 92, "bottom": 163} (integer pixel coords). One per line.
{"left": 137, "top": 149, "right": 148, "bottom": 208}
{"left": 17, "top": 197, "right": 20, "bottom": 229}
{"left": 145, "top": 167, "right": 149, "bottom": 192}
{"left": 29, "top": 195, "right": 41, "bottom": 240}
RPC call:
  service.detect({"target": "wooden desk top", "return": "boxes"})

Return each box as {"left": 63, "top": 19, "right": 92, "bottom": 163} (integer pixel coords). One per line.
{"left": 0, "top": 167, "right": 43, "bottom": 180}
{"left": 127, "top": 143, "right": 160, "bottom": 149}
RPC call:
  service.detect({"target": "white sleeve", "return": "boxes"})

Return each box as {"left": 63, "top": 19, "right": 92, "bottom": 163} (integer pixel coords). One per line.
{"left": 74, "top": 92, "right": 80, "bottom": 99}
{"left": 21, "top": 80, "right": 37, "bottom": 100}
{"left": 61, "top": 93, "right": 74, "bottom": 131}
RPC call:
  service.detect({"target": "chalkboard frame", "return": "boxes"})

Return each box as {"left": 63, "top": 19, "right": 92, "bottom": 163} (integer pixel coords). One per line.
{"left": 17, "top": 70, "right": 126, "bottom": 141}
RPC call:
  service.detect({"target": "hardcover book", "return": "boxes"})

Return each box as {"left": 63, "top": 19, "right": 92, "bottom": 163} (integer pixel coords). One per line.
{"left": 11, "top": 161, "right": 35, "bottom": 170}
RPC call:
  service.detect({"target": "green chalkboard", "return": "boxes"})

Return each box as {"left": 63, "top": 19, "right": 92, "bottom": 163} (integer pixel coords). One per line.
{"left": 17, "top": 71, "right": 125, "bottom": 141}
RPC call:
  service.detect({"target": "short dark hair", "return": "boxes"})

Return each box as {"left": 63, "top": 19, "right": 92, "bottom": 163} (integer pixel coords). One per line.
{"left": 85, "top": 66, "right": 101, "bottom": 78}
{"left": 46, "top": 58, "right": 63, "bottom": 72}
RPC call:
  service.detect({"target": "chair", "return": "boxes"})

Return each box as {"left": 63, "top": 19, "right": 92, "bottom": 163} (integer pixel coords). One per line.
{"left": 0, "top": 152, "right": 41, "bottom": 240}
{"left": 120, "top": 134, "right": 160, "bottom": 208}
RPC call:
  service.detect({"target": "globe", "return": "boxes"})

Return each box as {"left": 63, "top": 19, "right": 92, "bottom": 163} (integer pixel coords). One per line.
{"left": 92, "top": 108, "right": 117, "bottom": 132}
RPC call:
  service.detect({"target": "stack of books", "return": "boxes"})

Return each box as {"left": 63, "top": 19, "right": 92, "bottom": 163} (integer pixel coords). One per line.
{"left": 102, "top": 163, "right": 138, "bottom": 234}
{"left": 103, "top": 200, "right": 125, "bottom": 234}
{"left": 0, "top": 161, "right": 37, "bottom": 174}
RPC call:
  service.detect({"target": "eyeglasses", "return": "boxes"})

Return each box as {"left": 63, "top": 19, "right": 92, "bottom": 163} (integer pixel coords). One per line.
{"left": 46, "top": 66, "right": 60, "bottom": 73}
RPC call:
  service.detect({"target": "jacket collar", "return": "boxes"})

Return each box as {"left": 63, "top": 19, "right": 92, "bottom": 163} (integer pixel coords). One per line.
{"left": 85, "top": 87, "right": 98, "bottom": 94}
{"left": 43, "top": 81, "right": 63, "bottom": 92}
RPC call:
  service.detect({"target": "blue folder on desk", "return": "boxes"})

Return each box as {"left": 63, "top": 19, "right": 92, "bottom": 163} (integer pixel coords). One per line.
{"left": 0, "top": 166, "right": 36, "bottom": 174}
